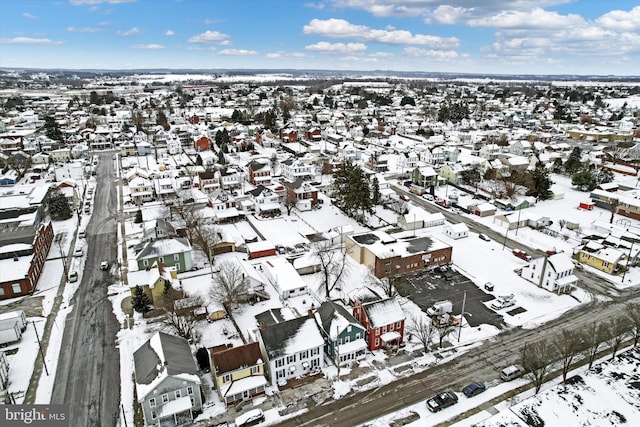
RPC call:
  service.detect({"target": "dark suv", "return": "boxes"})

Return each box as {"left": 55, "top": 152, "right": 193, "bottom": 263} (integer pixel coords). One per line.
{"left": 462, "top": 382, "right": 486, "bottom": 397}
{"left": 426, "top": 391, "right": 458, "bottom": 412}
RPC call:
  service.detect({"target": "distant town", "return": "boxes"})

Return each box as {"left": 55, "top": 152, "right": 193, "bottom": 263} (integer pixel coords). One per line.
{"left": 1, "top": 69, "right": 639, "bottom": 427}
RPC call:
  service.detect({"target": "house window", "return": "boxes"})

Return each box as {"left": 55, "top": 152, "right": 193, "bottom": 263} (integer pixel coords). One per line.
{"left": 251, "top": 366, "right": 260, "bottom": 374}
{"left": 396, "top": 321, "right": 402, "bottom": 329}
{"left": 187, "top": 386, "right": 193, "bottom": 395}
{"left": 175, "top": 263, "right": 181, "bottom": 271}
{"left": 12, "top": 283, "right": 21, "bottom": 294}
{"left": 275, "top": 359, "right": 284, "bottom": 368}
{"left": 355, "top": 332, "right": 360, "bottom": 339}
{"left": 161, "top": 394, "right": 169, "bottom": 404}
{"left": 143, "top": 259, "right": 149, "bottom": 267}
{"left": 174, "top": 254, "right": 180, "bottom": 261}
{"left": 286, "top": 355, "right": 296, "bottom": 364}
{"left": 175, "top": 390, "right": 181, "bottom": 399}
{"left": 159, "top": 257, "right": 164, "bottom": 263}
{"left": 276, "top": 369, "right": 286, "bottom": 379}
{"left": 0, "top": 287, "right": 4, "bottom": 296}
{"left": 375, "top": 338, "right": 380, "bottom": 348}
{"left": 223, "top": 374, "right": 231, "bottom": 383}
{"left": 311, "top": 348, "right": 319, "bottom": 356}
{"left": 149, "top": 398, "right": 156, "bottom": 407}
{"left": 151, "top": 410, "right": 157, "bottom": 420}
{"left": 299, "top": 350, "right": 308, "bottom": 359}
{"left": 190, "top": 397, "right": 195, "bottom": 407}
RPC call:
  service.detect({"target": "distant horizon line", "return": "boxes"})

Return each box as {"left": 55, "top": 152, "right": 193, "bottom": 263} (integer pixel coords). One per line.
{"left": 1, "top": 66, "right": 639, "bottom": 80}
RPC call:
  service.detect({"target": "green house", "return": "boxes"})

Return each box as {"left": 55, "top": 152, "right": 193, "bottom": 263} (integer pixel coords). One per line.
{"left": 135, "top": 237, "right": 193, "bottom": 273}
{"left": 315, "top": 300, "right": 367, "bottom": 366}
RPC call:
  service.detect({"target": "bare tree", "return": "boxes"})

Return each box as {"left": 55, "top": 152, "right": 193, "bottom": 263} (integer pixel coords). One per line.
{"left": 164, "top": 312, "right": 196, "bottom": 341}
{"left": 407, "top": 315, "right": 435, "bottom": 353}
{"left": 208, "top": 260, "right": 248, "bottom": 307}
{"left": 191, "top": 222, "right": 222, "bottom": 276}
{"left": 314, "top": 240, "right": 348, "bottom": 298}
{"left": 604, "top": 316, "right": 632, "bottom": 359}
{"left": 553, "top": 329, "right": 582, "bottom": 382}
{"left": 435, "top": 319, "right": 457, "bottom": 349}
{"left": 627, "top": 303, "right": 640, "bottom": 347}
{"left": 521, "top": 340, "right": 556, "bottom": 394}
{"left": 581, "top": 322, "right": 608, "bottom": 369}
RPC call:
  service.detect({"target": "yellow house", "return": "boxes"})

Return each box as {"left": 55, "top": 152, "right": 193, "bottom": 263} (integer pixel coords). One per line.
{"left": 128, "top": 262, "right": 177, "bottom": 305}
{"left": 577, "top": 242, "right": 624, "bottom": 275}
{"left": 209, "top": 342, "right": 267, "bottom": 406}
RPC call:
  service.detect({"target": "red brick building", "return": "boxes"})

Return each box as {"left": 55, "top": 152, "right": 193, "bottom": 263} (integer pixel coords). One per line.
{"left": 0, "top": 222, "right": 54, "bottom": 300}
{"left": 352, "top": 297, "right": 405, "bottom": 351}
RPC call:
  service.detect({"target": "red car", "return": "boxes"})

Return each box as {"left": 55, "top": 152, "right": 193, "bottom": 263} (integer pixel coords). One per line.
{"left": 512, "top": 249, "right": 532, "bottom": 261}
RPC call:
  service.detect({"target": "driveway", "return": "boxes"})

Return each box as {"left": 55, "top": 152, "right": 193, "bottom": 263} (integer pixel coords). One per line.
{"left": 394, "top": 266, "right": 507, "bottom": 329}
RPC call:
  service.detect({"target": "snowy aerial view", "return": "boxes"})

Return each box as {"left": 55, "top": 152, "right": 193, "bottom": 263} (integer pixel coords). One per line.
{"left": 1, "top": 1, "right": 640, "bottom": 427}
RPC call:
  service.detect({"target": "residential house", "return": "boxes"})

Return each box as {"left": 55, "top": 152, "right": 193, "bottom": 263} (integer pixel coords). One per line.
{"left": 209, "top": 342, "right": 267, "bottom": 406}
{"left": 129, "top": 176, "right": 155, "bottom": 205}
{"left": 352, "top": 297, "right": 405, "bottom": 351}
{"left": 315, "top": 300, "right": 367, "bottom": 366}
{"left": 577, "top": 241, "right": 624, "bottom": 275}
{"left": 281, "top": 159, "right": 313, "bottom": 182}
{"left": 128, "top": 262, "right": 178, "bottom": 306}
{"left": 411, "top": 166, "right": 440, "bottom": 189}
{"left": 444, "top": 223, "right": 469, "bottom": 240}
{"left": 246, "top": 185, "right": 281, "bottom": 217}
{"left": 247, "top": 159, "right": 272, "bottom": 186}
{"left": 256, "top": 315, "right": 324, "bottom": 387}
{"left": 520, "top": 252, "right": 578, "bottom": 294}
{"left": 50, "top": 148, "right": 71, "bottom": 163}
{"left": 283, "top": 179, "right": 318, "bottom": 211}
{"left": 261, "top": 257, "right": 308, "bottom": 300}
{"left": 208, "top": 190, "right": 241, "bottom": 223}
{"left": 194, "top": 136, "right": 212, "bottom": 151}
{"left": 142, "top": 218, "right": 177, "bottom": 242}
{"left": 219, "top": 166, "right": 241, "bottom": 190}
{"left": 345, "top": 230, "right": 452, "bottom": 279}
{"left": 0, "top": 170, "right": 19, "bottom": 186}
{"left": 468, "top": 202, "right": 497, "bottom": 218}
{"left": 135, "top": 237, "right": 193, "bottom": 273}
{"left": 197, "top": 171, "right": 220, "bottom": 193}
{"left": 133, "top": 332, "right": 202, "bottom": 427}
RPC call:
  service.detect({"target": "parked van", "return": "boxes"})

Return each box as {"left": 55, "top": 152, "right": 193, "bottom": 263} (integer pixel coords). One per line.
{"left": 500, "top": 364, "right": 523, "bottom": 381}
{"left": 234, "top": 408, "right": 265, "bottom": 426}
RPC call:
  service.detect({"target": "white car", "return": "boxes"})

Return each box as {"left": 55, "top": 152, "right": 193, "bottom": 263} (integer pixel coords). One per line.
{"left": 73, "top": 247, "right": 83, "bottom": 257}
{"left": 100, "top": 261, "right": 109, "bottom": 271}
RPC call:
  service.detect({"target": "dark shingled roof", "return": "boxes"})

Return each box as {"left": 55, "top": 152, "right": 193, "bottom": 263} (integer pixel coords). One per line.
{"left": 133, "top": 331, "right": 198, "bottom": 386}
{"left": 258, "top": 316, "right": 310, "bottom": 359}
{"left": 211, "top": 342, "right": 263, "bottom": 375}
{"left": 316, "top": 300, "right": 359, "bottom": 335}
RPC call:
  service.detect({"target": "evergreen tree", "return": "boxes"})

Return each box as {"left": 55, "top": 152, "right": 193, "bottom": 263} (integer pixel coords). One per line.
{"left": 531, "top": 161, "right": 553, "bottom": 200}
{"left": 571, "top": 169, "right": 597, "bottom": 191}
{"left": 597, "top": 168, "right": 614, "bottom": 184}
{"left": 48, "top": 188, "right": 72, "bottom": 220}
{"left": 44, "top": 116, "right": 63, "bottom": 142}
{"left": 564, "top": 147, "right": 583, "bottom": 174}
{"left": 371, "top": 176, "right": 381, "bottom": 205}
{"left": 132, "top": 285, "right": 151, "bottom": 314}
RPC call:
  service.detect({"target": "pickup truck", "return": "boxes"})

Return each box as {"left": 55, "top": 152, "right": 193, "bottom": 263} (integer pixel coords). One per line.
{"left": 426, "top": 391, "right": 458, "bottom": 412}
{"left": 512, "top": 249, "right": 532, "bottom": 261}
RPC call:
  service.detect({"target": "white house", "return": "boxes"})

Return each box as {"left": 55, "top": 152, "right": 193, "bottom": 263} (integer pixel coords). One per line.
{"left": 257, "top": 316, "right": 324, "bottom": 388}
{"left": 261, "top": 257, "right": 308, "bottom": 299}
{"left": 444, "top": 223, "right": 469, "bottom": 240}
{"left": 520, "top": 252, "right": 578, "bottom": 294}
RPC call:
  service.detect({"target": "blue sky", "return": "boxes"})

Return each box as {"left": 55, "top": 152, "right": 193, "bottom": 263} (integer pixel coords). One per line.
{"left": 0, "top": 0, "right": 638, "bottom": 75}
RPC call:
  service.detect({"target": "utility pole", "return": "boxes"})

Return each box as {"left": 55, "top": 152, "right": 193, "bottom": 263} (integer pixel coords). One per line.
{"left": 457, "top": 291, "right": 466, "bottom": 343}
{"left": 32, "top": 321, "right": 48, "bottom": 376}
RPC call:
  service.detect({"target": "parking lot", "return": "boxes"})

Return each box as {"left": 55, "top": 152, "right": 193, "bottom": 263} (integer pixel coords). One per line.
{"left": 394, "top": 265, "right": 519, "bottom": 329}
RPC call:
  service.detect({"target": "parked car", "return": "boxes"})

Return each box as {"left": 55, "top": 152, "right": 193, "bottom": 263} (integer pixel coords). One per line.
{"left": 512, "top": 249, "right": 532, "bottom": 261}
{"left": 462, "top": 382, "right": 486, "bottom": 397}
{"left": 426, "top": 391, "right": 458, "bottom": 412}
{"left": 68, "top": 271, "right": 78, "bottom": 282}
{"left": 234, "top": 408, "right": 265, "bottom": 426}
{"left": 478, "top": 233, "right": 490, "bottom": 241}
{"left": 100, "top": 261, "right": 109, "bottom": 271}
{"left": 73, "top": 247, "right": 83, "bottom": 257}
{"left": 484, "top": 282, "right": 494, "bottom": 291}
{"left": 491, "top": 294, "right": 516, "bottom": 310}
{"left": 500, "top": 364, "right": 524, "bottom": 381}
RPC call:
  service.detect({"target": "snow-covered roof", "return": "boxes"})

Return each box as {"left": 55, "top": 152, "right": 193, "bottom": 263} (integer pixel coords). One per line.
{"left": 259, "top": 316, "right": 324, "bottom": 359}
{"left": 135, "top": 237, "right": 191, "bottom": 260}
{"left": 363, "top": 298, "right": 405, "bottom": 328}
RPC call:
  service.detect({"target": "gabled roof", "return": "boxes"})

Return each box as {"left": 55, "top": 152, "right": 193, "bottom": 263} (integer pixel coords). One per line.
{"left": 316, "top": 300, "right": 362, "bottom": 339}
{"left": 259, "top": 316, "right": 324, "bottom": 360}
{"left": 211, "top": 342, "right": 263, "bottom": 375}
{"left": 136, "top": 237, "right": 191, "bottom": 260}
{"left": 133, "top": 332, "right": 200, "bottom": 400}
{"left": 363, "top": 297, "right": 405, "bottom": 328}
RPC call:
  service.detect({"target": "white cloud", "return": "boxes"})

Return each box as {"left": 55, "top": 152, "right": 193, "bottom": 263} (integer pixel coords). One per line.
{"left": 69, "top": 0, "right": 137, "bottom": 5}
{"left": 266, "top": 51, "right": 306, "bottom": 59}
{"left": 67, "top": 26, "right": 102, "bottom": 33}
{"left": 218, "top": 49, "right": 257, "bottom": 56}
{"left": 165, "top": 30, "right": 174, "bottom": 36}
{"left": 305, "top": 41, "right": 367, "bottom": 53}
{"left": 22, "top": 13, "right": 38, "bottom": 19}
{"left": 0, "top": 37, "right": 63, "bottom": 45}
{"left": 188, "top": 30, "right": 230, "bottom": 43}
{"left": 428, "top": 5, "right": 468, "bottom": 25}
{"left": 116, "top": 27, "right": 141, "bottom": 36}
{"left": 597, "top": 6, "right": 640, "bottom": 32}
{"left": 303, "top": 18, "right": 459, "bottom": 48}
{"left": 403, "top": 47, "right": 458, "bottom": 60}
{"left": 469, "top": 7, "right": 585, "bottom": 29}
{"left": 131, "top": 44, "right": 164, "bottom": 49}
